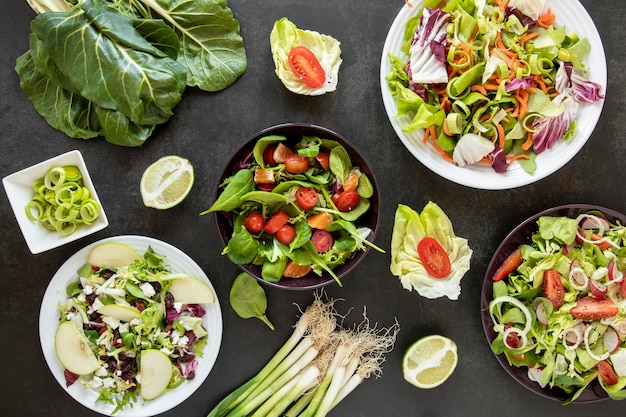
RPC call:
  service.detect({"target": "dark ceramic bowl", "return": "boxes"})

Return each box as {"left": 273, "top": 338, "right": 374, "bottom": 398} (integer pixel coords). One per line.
{"left": 480, "top": 204, "right": 626, "bottom": 403}
{"left": 213, "top": 123, "right": 381, "bottom": 290}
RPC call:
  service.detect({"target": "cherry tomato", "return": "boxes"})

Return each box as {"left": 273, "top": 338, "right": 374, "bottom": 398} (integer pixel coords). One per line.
{"left": 276, "top": 225, "right": 296, "bottom": 244}
{"left": 284, "top": 154, "right": 310, "bottom": 174}
{"left": 332, "top": 190, "right": 361, "bottom": 212}
{"left": 264, "top": 210, "right": 289, "bottom": 235}
{"left": 263, "top": 145, "right": 277, "bottom": 166}
{"left": 295, "top": 187, "right": 318, "bottom": 210}
{"left": 244, "top": 212, "right": 264, "bottom": 234}
{"left": 315, "top": 152, "right": 330, "bottom": 170}
{"left": 597, "top": 360, "right": 619, "bottom": 385}
{"left": 417, "top": 237, "right": 451, "bottom": 279}
{"left": 542, "top": 269, "right": 564, "bottom": 309}
{"left": 288, "top": 46, "right": 326, "bottom": 89}
{"left": 311, "top": 230, "right": 333, "bottom": 253}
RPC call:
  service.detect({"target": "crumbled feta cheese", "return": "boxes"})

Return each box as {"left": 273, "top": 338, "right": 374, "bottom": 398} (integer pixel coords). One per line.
{"left": 87, "top": 376, "right": 103, "bottom": 388}
{"left": 95, "top": 366, "right": 108, "bottom": 377}
{"left": 171, "top": 330, "right": 181, "bottom": 343}
{"left": 130, "top": 318, "right": 142, "bottom": 326}
{"left": 76, "top": 292, "right": 86, "bottom": 302}
{"left": 92, "top": 297, "right": 104, "bottom": 311}
{"left": 102, "top": 315, "right": 121, "bottom": 330}
{"left": 102, "top": 377, "right": 115, "bottom": 389}
{"left": 611, "top": 348, "right": 626, "bottom": 377}
{"left": 65, "top": 311, "right": 77, "bottom": 321}
{"left": 161, "top": 347, "right": 172, "bottom": 355}
{"left": 82, "top": 284, "right": 94, "bottom": 295}
{"left": 135, "top": 373, "right": 142, "bottom": 384}
{"left": 177, "top": 335, "right": 189, "bottom": 347}
{"left": 118, "top": 322, "right": 130, "bottom": 333}
{"left": 173, "top": 302, "right": 182, "bottom": 312}
{"left": 140, "top": 282, "right": 156, "bottom": 298}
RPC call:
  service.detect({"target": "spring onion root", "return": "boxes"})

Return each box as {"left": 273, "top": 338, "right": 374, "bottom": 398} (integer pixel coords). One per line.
{"left": 207, "top": 292, "right": 399, "bottom": 417}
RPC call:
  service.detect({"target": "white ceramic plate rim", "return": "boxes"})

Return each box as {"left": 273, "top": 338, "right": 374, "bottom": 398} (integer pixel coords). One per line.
{"left": 2, "top": 150, "right": 109, "bottom": 254}
{"left": 39, "top": 235, "right": 223, "bottom": 417}
{"left": 379, "top": 0, "right": 607, "bottom": 190}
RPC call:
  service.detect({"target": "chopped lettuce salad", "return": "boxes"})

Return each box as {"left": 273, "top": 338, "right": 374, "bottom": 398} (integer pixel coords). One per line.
{"left": 386, "top": 0, "right": 604, "bottom": 174}
{"left": 391, "top": 202, "right": 472, "bottom": 300}
{"left": 488, "top": 212, "right": 626, "bottom": 403}
{"left": 270, "top": 17, "right": 342, "bottom": 95}
{"left": 57, "top": 246, "right": 210, "bottom": 413}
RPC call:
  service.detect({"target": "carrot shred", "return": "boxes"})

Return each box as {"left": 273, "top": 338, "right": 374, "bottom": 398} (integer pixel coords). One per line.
{"left": 432, "top": 137, "right": 454, "bottom": 163}
{"left": 521, "top": 132, "right": 534, "bottom": 151}
{"left": 423, "top": 126, "right": 431, "bottom": 144}
{"left": 519, "top": 31, "right": 539, "bottom": 48}
{"left": 443, "top": 119, "right": 453, "bottom": 136}
{"left": 537, "top": 8, "right": 556, "bottom": 28}
{"left": 506, "top": 154, "right": 531, "bottom": 162}
{"left": 470, "top": 84, "right": 488, "bottom": 96}
{"left": 405, "top": 0, "right": 413, "bottom": 7}
{"left": 496, "top": 123, "right": 506, "bottom": 149}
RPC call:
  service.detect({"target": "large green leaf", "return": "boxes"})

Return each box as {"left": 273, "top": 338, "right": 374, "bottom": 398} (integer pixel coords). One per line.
{"left": 145, "top": 0, "right": 247, "bottom": 91}
{"left": 30, "top": 0, "right": 186, "bottom": 126}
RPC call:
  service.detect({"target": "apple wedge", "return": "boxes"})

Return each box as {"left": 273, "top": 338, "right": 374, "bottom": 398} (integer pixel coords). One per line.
{"left": 140, "top": 349, "right": 173, "bottom": 400}
{"left": 55, "top": 321, "right": 100, "bottom": 375}
{"left": 87, "top": 242, "right": 142, "bottom": 269}
{"left": 167, "top": 275, "right": 215, "bottom": 304}
{"left": 97, "top": 304, "right": 142, "bottom": 322}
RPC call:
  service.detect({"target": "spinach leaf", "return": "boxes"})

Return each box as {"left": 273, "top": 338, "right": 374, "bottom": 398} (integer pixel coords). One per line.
{"left": 229, "top": 273, "right": 274, "bottom": 330}
{"left": 202, "top": 169, "right": 254, "bottom": 213}
{"left": 357, "top": 173, "right": 374, "bottom": 198}
{"left": 289, "top": 242, "right": 341, "bottom": 286}
{"left": 336, "top": 198, "right": 370, "bottom": 222}
{"left": 225, "top": 225, "right": 258, "bottom": 264}
{"left": 289, "top": 219, "right": 312, "bottom": 251}
{"left": 329, "top": 145, "right": 352, "bottom": 182}
{"left": 327, "top": 219, "right": 385, "bottom": 253}
{"left": 262, "top": 257, "right": 287, "bottom": 283}
{"left": 252, "top": 135, "right": 286, "bottom": 167}
{"left": 240, "top": 190, "right": 289, "bottom": 213}
{"left": 142, "top": 0, "right": 247, "bottom": 92}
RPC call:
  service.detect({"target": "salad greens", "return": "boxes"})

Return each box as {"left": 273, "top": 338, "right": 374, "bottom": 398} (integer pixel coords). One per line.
{"left": 270, "top": 17, "right": 342, "bottom": 96}
{"left": 390, "top": 201, "right": 472, "bottom": 300}
{"left": 386, "top": 0, "right": 604, "bottom": 174}
{"left": 488, "top": 212, "right": 626, "bottom": 403}
{"left": 230, "top": 272, "right": 275, "bottom": 330}
{"left": 202, "top": 134, "right": 383, "bottom": 286}
{"left": 16, "top": 0, "right": 246, "bottom": 146}
{"left": 57, "top": 245, "right": 210, "bottom": 413}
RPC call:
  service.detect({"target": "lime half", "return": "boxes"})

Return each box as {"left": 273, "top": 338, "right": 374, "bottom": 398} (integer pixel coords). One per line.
{"left": 402, "top": 334, "right": 458, "bottom": 389}
{"left": 140, "top": 155, "right": 194, "bottom": 209}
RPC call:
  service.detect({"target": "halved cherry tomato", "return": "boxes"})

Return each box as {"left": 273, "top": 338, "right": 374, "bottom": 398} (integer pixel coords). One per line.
{"left": 295, "top": 187, "right": 318, "bottom": 210}
{"left": 543, "top": 269, "right": 564, "bottom": 309}
{"left": 621, "top": 279, "right": 626, "bottom": 298}
{"left": 417, "top": 237, "right": 451, "bottom": 279}
{"left": 244, "top": 212, "right": 264, "bottom": 234}
{"left": 284, "top": 154, "right": 310, "bottom": 174}
{"left": 597, "top": 360, "right": 619, "bottom": 385}
{"left": 263, "top": 145, "right": 277, "bottom": 166}
{"left": 492, "top": 246, "right": 523, "bottom": 281}
{"left": 311, "top": 230, "right": 333, "bottom": 253}
{"left": 264, "top": 210, "right": 289, "bottom": 235}
{"left": 576, "top": 229, "right": 612, "bottom": 250}
{"left": 276, "top": 225, "right": 296, "bottom": 244}
{"left": 315, "top": 152, "right": 330, "bottom": 170}
{"left": 332, "top": 190, "right": 360, "bottom": 212}
{"left": 288, "top": 46, "right": 326, "bottom": 89}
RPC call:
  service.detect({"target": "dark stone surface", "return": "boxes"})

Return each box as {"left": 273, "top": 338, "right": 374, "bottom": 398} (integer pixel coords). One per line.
{"left": 1, "top": 1, "right": 624, "bottom": 416}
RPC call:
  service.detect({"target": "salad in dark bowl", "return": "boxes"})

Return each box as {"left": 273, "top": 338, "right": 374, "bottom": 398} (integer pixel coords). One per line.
{"left": 203, "top": 123, "right": 382, "bottom": 290}
{"left": 481, "top": 204, "right": 626, "bottom": 403}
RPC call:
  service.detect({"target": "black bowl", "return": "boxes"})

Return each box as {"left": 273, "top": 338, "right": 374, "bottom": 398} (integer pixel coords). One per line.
{"left": 480, "top": 204, "right": 626, "bottom": 403}
{"left": 213, "top": 123, "right": 381, "bottom": 290}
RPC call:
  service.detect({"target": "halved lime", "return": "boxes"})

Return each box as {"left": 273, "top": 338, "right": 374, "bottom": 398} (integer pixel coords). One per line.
{"left": 140, "top": 155, "right": 194, "bottom": 209}
{"left": 402, "top": 334, "right": 458, "bottom": 389}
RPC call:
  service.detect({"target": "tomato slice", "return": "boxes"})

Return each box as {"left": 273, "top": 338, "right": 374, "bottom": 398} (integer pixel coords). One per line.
{"left": 315, "top": 152, "right": 330, "bottom": 170}
{"left": 288, "top": 46, "right": 326, "bottom": 88}
{"left": 295, "top": 187, "right": 318, "bottom": 210}
{"left": 492, "top": 246, "right": 523, "bottom": 281}
{"left": 417, "top": 237, "right": 451, "bottom": 279}
{"left": 542, "top": 269, "right": 564, "bottom": 309}
{"left": 597, "top": 360, "right": 619, "bottom": 385}
{"left": 332, "top": 190, "right": 360, "bottom": 212}
{"left": 264, "top": 210, "right": 289, "bottom": 235}
{"left": 263, "top": 145, "right": 277, "bottom": 167}
{"left": 243, "top": 212, "right": 264, "bottom": 234}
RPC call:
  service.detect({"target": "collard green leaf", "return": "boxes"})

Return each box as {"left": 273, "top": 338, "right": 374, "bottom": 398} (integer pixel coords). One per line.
{"left": 145, "top": 0, "right": 247, "bottom": 91}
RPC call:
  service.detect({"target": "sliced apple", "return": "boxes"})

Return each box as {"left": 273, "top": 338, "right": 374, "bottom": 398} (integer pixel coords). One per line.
{"left": 87, "top": 242, "right": 142, "bottom": 269}
{"left": 140, "top": 349, "right": 173, "bottom": 400}
{"left": 97, "top": 304, "right": 142, "bottom": 322}
{"left": 55, "top": 321, "right": 100, "bottom": 375}
{"left": 167, "top": 275, "right": 215, "bottom": 304}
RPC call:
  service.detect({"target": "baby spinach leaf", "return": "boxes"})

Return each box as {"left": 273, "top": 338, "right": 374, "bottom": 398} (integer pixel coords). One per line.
{"left": 240, "top": 190, "right": 289, "bottom": 213}
{"left": 289, "top": 220, "right": 312, "bottom": 251}
{"left": 336, "top": 198, "right": 370, "bottom": 222}
{"left": 202, "top": 169, "right": 254, "bottom": 213}
{"left": 225, "top": 225, "right": 258, "bottom": 264}
{"left": 230, "top": 272, "right": 274, "bottom": 330}
{"left": 329, "top": 145, "right": 352, "bottom": 182}
{"left": 356, "top": 173, "right": 374, "bottom": 198}
{"left": 253, "top": 135, "right": 286, "bottom": 167}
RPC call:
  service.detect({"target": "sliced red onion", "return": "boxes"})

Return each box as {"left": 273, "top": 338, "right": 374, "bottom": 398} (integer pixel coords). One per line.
{"left": 608, "top": 261, "right": 624, "bottom": 284}
{"left": 603, "top": 327, "right": 621, "bottom": 354}
{"left": 589, "top": 278, "right": 607, "bottom": 300}
{"left": 503, "top": 326, "right": 528, "bottom": 350}
{"left": 577, "top": 213, "right": 610, "bottom": 232}
{"left": 527, "top": 366, "right": 547, "bottom": 388}
{"left": 562, "top": 324, "right": 584, "bottom": 349}
{"left": 568, "top": 265, "right": 588, "bottom": 292}
{"left": 584, "top": 325, "right": 610, "bottom": 361}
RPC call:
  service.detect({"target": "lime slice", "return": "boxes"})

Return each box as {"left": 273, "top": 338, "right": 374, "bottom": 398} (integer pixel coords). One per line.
{"left": 402, "top": 334, "right": 458, "bottom": 389}
{"left": 140, "top": 155, "right": 194, "bottom": 209}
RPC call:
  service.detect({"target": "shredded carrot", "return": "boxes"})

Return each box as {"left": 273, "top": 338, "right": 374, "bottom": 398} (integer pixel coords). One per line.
{"left": 423, "top": 126, "right": 431, "bottom": 144}
{"left": 496, "top": 123, "right": 506, "bottom": 149}
{"left": 495, "top": 32, "right": 517, "bottom": 60}
{"left": 470, "top": 84, "right": 488, "bottom": 96}
{"left": 483, "top": 83, "right": 500, "bottom": 91}
{"left": 432, "top": 137, "right": 454, "bottom": 163}
{"left": 405, "top": 0, "right": 413, "bottom": 7}
{"left": 443, "top": 120, "right": 453, "bottom": 136}
{"left": 507, "top": 154, "right": 531, "bottom": 162}
{"left": 429, "top": 125, "right": 437, "bottom": 141}
{"left": 521, "top": 132, "right": 534, "bottom": 151}
{"left": 439, "top": 96, "right": 451, "bottom": 113}
{"left": 519, "top": 31, "right": 539, "bottom": 48}
{"left": 537, "top": 8, "right": 556, "bottom": 28}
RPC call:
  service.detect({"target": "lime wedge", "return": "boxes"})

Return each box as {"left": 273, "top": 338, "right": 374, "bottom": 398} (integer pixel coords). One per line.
{"left": 140, "top": 155, "right": 194, "bottom": 209}
{"left": 402, "top": 334, "right": 458, "bottom": 389}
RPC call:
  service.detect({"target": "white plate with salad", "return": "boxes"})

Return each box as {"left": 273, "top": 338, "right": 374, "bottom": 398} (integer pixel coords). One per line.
{"left": 380, "top": 0, "right": 606, "bottom": 190}
{"left": 39, "top": 235, "right": 223, "bottom": 416}
{"left": 481, "top": 204, "right": 626, "bottom": 403}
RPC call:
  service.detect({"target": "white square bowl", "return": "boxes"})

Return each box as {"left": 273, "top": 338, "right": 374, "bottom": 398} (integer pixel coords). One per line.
{"left": 3, "top": 150, "right": 109, "bottom": 254}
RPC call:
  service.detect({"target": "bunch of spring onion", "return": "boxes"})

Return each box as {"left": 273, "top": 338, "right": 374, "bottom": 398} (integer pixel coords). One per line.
{"left": 207, "top": 293, "right": 399, "bottom": 417}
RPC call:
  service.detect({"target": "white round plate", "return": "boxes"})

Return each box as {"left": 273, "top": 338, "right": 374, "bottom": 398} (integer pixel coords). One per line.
{"left": 39, "top": 235, "right": 223, "bottom": 416}
{"left": 380, "top": 0, "right": 606, "bottom": 190}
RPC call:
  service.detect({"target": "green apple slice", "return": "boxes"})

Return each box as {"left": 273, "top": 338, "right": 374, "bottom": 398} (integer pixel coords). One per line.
{"left": 55, "top": 321, "right": 100, "bottom": 375}
{"left": 97, "top": 304, "right": 142, "bottom": 322}
{"left": 87, "top": 242, "right": 142, "bottom": 269}
{"left": 167, "top": 275, "right": 215, "bottom": 304}
{"left": 140, "top": 349, "right": 173, "bottom": 400}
